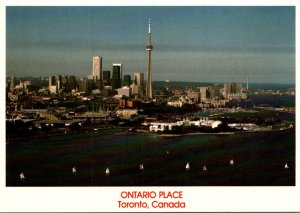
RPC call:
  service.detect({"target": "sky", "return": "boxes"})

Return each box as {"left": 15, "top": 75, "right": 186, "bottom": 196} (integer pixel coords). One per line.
{"left": 6, "top": 6, "right": 295, "bottom": 84}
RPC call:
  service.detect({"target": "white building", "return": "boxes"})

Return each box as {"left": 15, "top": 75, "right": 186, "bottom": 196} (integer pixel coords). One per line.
{"left": 116, "top": 109, "right": 138, "bottom": 119}
{"left": 149, "top": 118, "right": 222, "bottom": 132}
{"left": 116, "top": 86, "right": 131, "bottom": 97}
{"left": 149, "top": 122, "right": 181, "bottom": 132}
{"left": 49, "top": 85, "right": 57, "bottom": 94}
{"left": 92, "top": 56, "right": 102, "bottom": 81}
{"left": 167, "top": 100, "right": 183, "bottom": 107}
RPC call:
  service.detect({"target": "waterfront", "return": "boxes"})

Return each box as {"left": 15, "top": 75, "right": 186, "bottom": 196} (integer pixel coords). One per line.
{"left": 7, "top": 128, "right": 295, "bottom": 186}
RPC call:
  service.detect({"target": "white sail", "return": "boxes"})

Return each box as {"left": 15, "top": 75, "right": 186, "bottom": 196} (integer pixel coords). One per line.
{"left": 230, "top": 159, "right": 234, "bottom": 165}
{"left": 140, "top": 164, "right": 144, "bottom": 170}
{"left": 105, "top": 167, "right": 110, "bottom": 175}
{"left": 284, "top": 163, "right": 289, "bottom": 169}
{"left": 203, "top": 165, "right": 207, "bottom": 171}
{"left": 72, "top": 167, "right": 77, "bottom": 174}
{"left": 185, "top": 162, "right": 190, "bottom": 170}
{"left": 20, "top": 172, "right": 25, "bottom": 180}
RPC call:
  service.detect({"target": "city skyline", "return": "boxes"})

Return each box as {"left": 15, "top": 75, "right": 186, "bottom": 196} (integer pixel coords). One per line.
{"left": 6, "top": 6, "right": 295, "bottom": 84}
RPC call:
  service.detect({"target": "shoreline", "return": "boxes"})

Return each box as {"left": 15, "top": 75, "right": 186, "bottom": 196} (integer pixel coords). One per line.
{"left": 6, "top": 125, "right": 294, "bottom": 143}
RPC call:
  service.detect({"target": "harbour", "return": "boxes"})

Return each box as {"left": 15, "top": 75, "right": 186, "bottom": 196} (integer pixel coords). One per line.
{"left": 6, "top": 127, "right": 295, "bottom": 186}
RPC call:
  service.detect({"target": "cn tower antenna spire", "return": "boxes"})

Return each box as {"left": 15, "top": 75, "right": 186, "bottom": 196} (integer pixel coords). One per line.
{"left": 146, "top": 18, "right": 153, "bottom": 100}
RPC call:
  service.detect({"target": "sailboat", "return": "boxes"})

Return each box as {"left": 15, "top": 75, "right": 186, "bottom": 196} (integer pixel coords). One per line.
{"left": 185, "top": 162, "right": 190, "bottom": 170}
{"left": 72, "top": 166, "right": 77, "bottom": 174}
{"left": 284, "top": 163, "right": 289, "bottom": 169}
{"left": 203, "top": 165, "right": 207, "bottom": 171}
{"left": 20, "top": 172, "right": 25, "bottom": 180}
{"left": 105, "top": 167, "right": 110, "bottom": 175}
{"left": 230, "top": 159, "right": 234, "bottom": 165}
{"left": 140, "top": 164, "right": 144, "bottom": 170}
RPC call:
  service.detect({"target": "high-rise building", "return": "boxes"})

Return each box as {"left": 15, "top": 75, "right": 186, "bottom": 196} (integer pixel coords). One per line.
{"left": 103, "top": 71, "right": 111, "bottom": 86}
{"left": 199, "top": 87, "right": 208, "bottom": 101}
{"left": 123, "top": 75, "right": 131, "bottom": 86}
{"left": 131, "top": 72, "right": 144, "bottom": 98}
{"left": 223, "top": 83, "right": 230, "bottom": 98}
{"left": 49, "top": 76, "right": 56, "bottom": 87}
{"left": 67, "top": 76, "right": 76, "bottom": 91}
{"left": 134, "top": 72, "right": 144, "bottom": 86}
{"left": 10, "top": 76, "right": 16, "bottom": 92}
{"left": 92, "top": 56, "right": 103, "bottom": 88}
{"left": 112, "top": 64, "right": 122, "bottom": 89}
{"left": 79, "top": 78, "right": 93, "bottom": 94}
{"left": 57, "top": 75, "right": 68, "bottom": 91}
{"left": 146, "top": 18, "right": 153, "bottom": 100}
{"left": 49, "top": 76, "right": 57, "bottom": 94}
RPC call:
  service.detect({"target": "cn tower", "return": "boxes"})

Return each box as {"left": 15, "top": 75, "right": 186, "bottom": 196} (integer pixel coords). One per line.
{"left": 146, "top": 18, "right": 153, "bottom": 100}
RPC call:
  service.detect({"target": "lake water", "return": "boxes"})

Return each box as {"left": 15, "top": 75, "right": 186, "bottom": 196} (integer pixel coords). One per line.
{"left": 6, "top": 129, "right": 295, "bottom": 186}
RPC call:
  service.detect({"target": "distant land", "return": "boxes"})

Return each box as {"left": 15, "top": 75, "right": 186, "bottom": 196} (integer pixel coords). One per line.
{"left": 152, "top": 81, "right": 295, "bottom": 90}
{"left": 7, "top": 76, "right": 295, "bottom": 90}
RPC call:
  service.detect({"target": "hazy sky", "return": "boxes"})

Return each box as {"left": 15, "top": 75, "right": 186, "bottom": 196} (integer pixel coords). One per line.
{"left": 6, "top": 6, "right": 295, "bottom": 84}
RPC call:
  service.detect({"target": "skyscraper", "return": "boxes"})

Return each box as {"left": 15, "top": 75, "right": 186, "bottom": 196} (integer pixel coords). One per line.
{"left": 92, "top": 56, "right": 103, "bottom": 88}
{"left": 123, "top": 75, "right": 131, "bottom": 86}
{"left": 199, "top": 87, "right": 208, "bottom": 101}
{"left": 146, "top": 18, "right": 153, "bottom": 100}
{"left": 49, "top": 76, "right": 57, "bottom": 94}
{"left": 134, "top": 72, "right": 144, "bottom": 86}
{"left": 103, "top": 71, "right": 111, "bottom": 86}
{"left": 49, "top": 76, "right": 56, "bottom": 87}
{"left": 131, "top": 72, "right": 144, "bottom": 98}
{"left": 111, "top": 63, "right": 122, "bottom": 89}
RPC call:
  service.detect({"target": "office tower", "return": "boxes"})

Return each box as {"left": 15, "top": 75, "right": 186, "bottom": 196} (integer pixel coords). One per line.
{"left": 61, "top": 75, "right": 68, "bottom": 84}
{"left": 103, "top": 71, "right": 111, "bottom": 86}
{"left": 79, "top": 78, "right": 93, "bottom": 94}
{"left": 223, "top": 83, "right": 230, "bottom": 99}
{"left": 112, "top": 63, "right": 122, "bottom": 89}
{"left": 57, "top": 75, "right": 62, "bottom": 89}
{"left": 92, "top": 56, "right": 103, "bottom": 88}
{"left": 58, "top": 75, "right": 68, "bottom": 90}
{"left": 49, "top": 76, "right": 57, "bottom": 94}
{"left": 212, "top": 84, "right": 221, "bottom": 98}
{"left": 10, "top": 76, "right": 16, "bottom": 92}
{"left": 67, "top": 76, "right": 76, "bottom": 91}
{"left": 199, "top": 87, "right": 208, "bottom": 101}
{"left": 146, "top": 18, "right": 153, "bottom": 100}
{"left": 131, "top": 72, "right": 144, "bottom": 98}
{"left": 246, "top": 76, "right": 249, "bottom": 90}
{"left": 123, "top": 75, "right": 131, "bottom": 86}
{"left": 134, "top": 72, "right": 144, "bottom": 86}
{"left": 49, "top": 76, "right": 56, "bottom": 87}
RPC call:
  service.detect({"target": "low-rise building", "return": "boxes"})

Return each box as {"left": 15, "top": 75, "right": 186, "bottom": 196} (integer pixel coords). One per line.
{"left": 149, "top": 118, "right": 222, "bottom": 132}
{"left": 167, "top": 100, "right": 183, "bottom": 107}
{"left": 116, "top": 109, "right": 138, "bottom": 119}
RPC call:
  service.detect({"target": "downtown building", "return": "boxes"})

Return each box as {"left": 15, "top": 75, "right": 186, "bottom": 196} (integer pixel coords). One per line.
{"left": 111, "top": 63, "right": 122, "bottom": 89}
{"left": 130, "top": 72, "right": 144, "bottom": 99}
{"left": 90, "top": 55, "right": 103, "bottom": 89}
